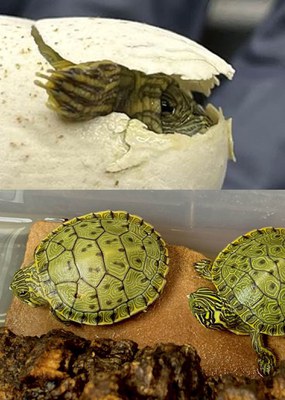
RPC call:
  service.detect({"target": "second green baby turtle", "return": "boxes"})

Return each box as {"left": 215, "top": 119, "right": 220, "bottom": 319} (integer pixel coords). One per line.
{"left": 31, "top": 25, "right": 213, "bottom": 136}
{"left": 10, "top": 210, "right": 169, "bottom": 325}
{"left": 188, "top": 227, "right": 285, "bottom": 377}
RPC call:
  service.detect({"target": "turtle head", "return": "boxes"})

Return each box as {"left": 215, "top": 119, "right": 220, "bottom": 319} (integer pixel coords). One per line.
{"left": 188, "top": 287, "right": 228, "bottom": 331}
{"left": 10, "top": 264, "right": 47, "bottom": 307}
{"left": 160, "top": 82, "right": 214, "bottom": 136}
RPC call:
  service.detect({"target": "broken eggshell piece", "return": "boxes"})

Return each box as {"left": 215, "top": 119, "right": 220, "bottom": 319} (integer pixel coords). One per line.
{"left": 0, "top": 16, "right": 235, "bottom": 188}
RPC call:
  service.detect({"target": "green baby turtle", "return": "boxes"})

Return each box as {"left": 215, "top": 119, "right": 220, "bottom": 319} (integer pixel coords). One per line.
{"left": 188, "top": 227, "right": 285, "bottom": 377}
{"left": 31, "top": 25, "right": 213, "bottom": 136}
{"left": 10, "top": 210, "right": 169, "bottom": 325}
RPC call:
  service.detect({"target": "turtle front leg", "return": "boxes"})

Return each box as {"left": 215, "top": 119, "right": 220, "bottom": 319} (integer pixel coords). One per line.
{"left": 51, "top": 307, "right": 71, "bottom": 325}
{"left": 194, "top": 259, "right": 213, "bottom": 280}
{"left": 250, "top": 330, "right": 277, "bottom": 376}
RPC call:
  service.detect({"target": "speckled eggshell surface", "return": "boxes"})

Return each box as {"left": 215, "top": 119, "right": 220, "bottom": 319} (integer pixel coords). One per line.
{"left": 0, "top": 16, "right": 234, "bottom": 189}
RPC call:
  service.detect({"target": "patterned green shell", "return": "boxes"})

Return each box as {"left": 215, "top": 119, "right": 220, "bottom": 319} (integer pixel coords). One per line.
{"left": 34, "top": 210, "right": 169, "bottom": 325}
{"left": 212, "top": 227, "right": 285, "bottom": 336}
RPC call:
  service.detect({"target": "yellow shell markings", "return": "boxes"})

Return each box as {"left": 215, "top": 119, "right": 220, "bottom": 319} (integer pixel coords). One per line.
{"left": 214, "top": 228, "right": 285, "bottom": 360}
{"left": 10, "top": 211, "right": 169, "bottom": 325}
{"left": 31, "top": 25, "right": 214, "bottom": 137}
{"left": 189, "top": 227, "right": 285, "bottom": 377}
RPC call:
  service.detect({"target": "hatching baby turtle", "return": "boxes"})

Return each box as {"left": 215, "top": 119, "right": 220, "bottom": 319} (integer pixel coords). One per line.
{"left": 31, "top": 25, "right": 213, "bottom": 136}
{"left": 10, "top": 210, "right": 169, "bottom": 325}
{"left": 188, "top": 227, "right": 285, "bottom": 377}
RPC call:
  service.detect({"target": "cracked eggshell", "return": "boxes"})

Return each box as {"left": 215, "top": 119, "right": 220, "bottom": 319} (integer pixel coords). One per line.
{"left": 0, "top": 16, "right": 235, "bottom": 189}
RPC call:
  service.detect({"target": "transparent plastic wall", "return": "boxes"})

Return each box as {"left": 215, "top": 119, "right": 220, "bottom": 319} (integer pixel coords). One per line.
{"left": 1, "top": 190, "right": 285, "bottom": 325}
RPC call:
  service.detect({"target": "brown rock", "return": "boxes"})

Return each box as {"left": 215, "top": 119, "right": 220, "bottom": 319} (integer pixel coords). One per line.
{"left": 81, "top": 378, "right": 124, "bottom": 400}
{"left": 206, "top": 375, "right": 265, "bottom": 400}
{"left": 269, "top": 361, "right": 285, "bottom": 400}
{"left": 5, "top": 221, "right": 285, "bottom": 378}
{"left": 125, "top": 342, "right": 205, "bottom": 399}
{"left": 0, "top": 328, "right": 204, "bottom": 400}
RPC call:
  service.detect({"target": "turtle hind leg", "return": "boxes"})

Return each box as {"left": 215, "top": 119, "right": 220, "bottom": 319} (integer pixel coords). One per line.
{"left": 250, "top": 330, "right": 277, "bottom": 376}
{"left": 194, "top": 259, "right": 213, "bottom": 280}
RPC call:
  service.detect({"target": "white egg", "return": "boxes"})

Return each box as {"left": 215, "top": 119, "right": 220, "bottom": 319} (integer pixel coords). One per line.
{"left": 0, "top": 16, "right": 235, "bottom": 189}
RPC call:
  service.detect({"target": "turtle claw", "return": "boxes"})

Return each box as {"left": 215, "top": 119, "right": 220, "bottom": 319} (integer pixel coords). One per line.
{"left": 251, "top": 331, "right": 277, "bottom": 377}
{"left": 258, "top": 351, "right": 277, "bottom": 377}
{"left": 194, "top": 259, "right": 213, "bottom": 280}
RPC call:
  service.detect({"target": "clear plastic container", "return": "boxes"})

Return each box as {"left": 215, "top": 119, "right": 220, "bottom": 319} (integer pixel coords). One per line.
{"left": 1, "top": 189, "right": 285, "bottom": 326}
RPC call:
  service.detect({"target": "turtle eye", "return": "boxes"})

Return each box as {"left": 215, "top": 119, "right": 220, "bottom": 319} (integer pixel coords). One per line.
{"left": 161, "top": 98, "right": 175, "bottom": 114}
{"left": 18, "top": 289, "right": 28, "bottom": 297}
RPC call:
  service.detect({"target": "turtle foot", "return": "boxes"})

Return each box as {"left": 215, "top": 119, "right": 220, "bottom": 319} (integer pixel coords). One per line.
{"left": 194, "top": 259, "right": 213, "bottom": 280}
{"left": 258, "top": 351, "right": 277, "bottom": 377}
